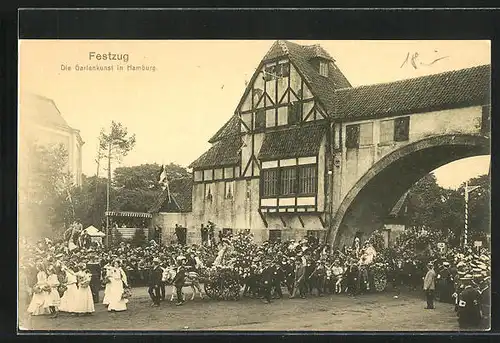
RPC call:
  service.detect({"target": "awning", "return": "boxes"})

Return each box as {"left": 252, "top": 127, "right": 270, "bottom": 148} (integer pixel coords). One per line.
{"left": 258, "top": 123, "right": 327, "bottom": 161}
{"left": 105, "top": 211, "right": 152, "bottom": 218}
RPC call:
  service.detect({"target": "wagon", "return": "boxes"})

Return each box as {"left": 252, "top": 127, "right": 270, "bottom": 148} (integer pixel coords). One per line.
{"left": 201, "top": 266, "right": 242, "bottom": 301}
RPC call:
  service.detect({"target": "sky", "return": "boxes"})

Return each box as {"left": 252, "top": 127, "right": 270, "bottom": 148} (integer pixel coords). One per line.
{"left": 18, "top": 40, "right": 491, "bottom": 189}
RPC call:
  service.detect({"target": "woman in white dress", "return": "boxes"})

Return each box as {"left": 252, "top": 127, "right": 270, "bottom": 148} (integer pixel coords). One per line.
{"left": 27, "top": 263, "right": 50, "bottom": 316}
{"left": 107, "top": 260, "right": 129, "bottom": 312}
{"left": 44, "top": 265, "right": 61, "bottom": 318}
{"left": 102, "top": 263, "right": 113, "bottom": 306}
{"left": 75, "top": 263, "right": 95, "bottom": 315}
{"left": 59, "top": 264, "right": 79, "bottom": 314}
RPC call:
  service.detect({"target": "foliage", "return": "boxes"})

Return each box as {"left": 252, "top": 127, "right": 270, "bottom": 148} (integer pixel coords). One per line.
{"left": 111, "top": 227, "right": 124, "bottom": 246}
{"left": 98, "top": 121, "right": 136, "bottom": 164}
{"left": 131, "top": 228, "right": 147, "bottom": 247}
{"left": 368, "top": 230, "right": 386, "bottom": 252}
{"left": 406, "top": 173, "right": 489, "bottom": 244}
{"left": 111, "top": 163, "right": 191, "bottom": 212}
{"left": 18, "top": 142, "right": 73, "bottom": 238}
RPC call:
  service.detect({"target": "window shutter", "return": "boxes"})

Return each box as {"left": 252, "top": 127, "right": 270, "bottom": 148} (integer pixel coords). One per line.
{"left": 346, "top": 124, "right": 360, "bottom": 148}
{"left": 255, "top": 109, "right": 266, "bottom": 130}
{"left": 288, "top": 103, "right": 300, "bottom": 125}
{"left": 394, "top": 117, "right": 410, "bottom": 142}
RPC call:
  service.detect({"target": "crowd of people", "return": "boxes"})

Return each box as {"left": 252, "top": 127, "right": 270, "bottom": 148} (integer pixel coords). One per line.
{"left": 19, "top": 222, "right": 491, "bottom": 330}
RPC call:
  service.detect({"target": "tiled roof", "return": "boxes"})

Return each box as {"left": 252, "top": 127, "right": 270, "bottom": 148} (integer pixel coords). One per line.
{"left": 208, "top": 114, "right": 240, "bottom": 143}
{"left": 262, "top": 40, "right": 352, "bottom": 113}
{"left": 149, "top": 177, "right": 193, "bottom": 213}
{"left": 334, "top": 64, "right": 491, "bottom": 120}
{"left": 20, "top": 92, "right": 73, "bottom": 131}
{"left": 189, "top": 133, "right": 242, "bottom": 169}
{"left": 258, "top": 123, "right": 327, "bottom": 161}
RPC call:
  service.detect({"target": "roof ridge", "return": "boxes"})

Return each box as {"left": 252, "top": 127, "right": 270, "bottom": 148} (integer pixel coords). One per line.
{"left": 335, "top": 64, "right": 490, "bottom": 93}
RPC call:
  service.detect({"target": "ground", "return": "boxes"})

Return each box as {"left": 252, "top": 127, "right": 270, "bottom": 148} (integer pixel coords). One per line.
{"left": 20, "top": 286, "right": 465, "bottom": 331}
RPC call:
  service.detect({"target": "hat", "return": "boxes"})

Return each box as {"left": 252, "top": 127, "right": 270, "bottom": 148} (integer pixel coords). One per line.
{"left": 443, "top": 262, "right": 450, "bottom": 266}
{"left": 152, "top": 258, "right": 160, "bottom": 264}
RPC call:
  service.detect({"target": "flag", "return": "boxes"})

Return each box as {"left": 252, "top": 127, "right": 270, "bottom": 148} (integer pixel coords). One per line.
{"left": 158, "top": 165, "right": 171, "bottom": 202}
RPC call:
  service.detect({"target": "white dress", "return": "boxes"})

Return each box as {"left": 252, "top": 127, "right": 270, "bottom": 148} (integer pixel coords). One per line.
{"left": 75, "top": 271, "right": 95, "bottom": 314}
{"left": 107, "top": 267, "right": 128, "bottom": 312}
{"left": 44, "top": 274, "right": 61, "bottom": 309}
{"left": 102, "top": 265, "right": 112, "bottom": 305}
{"left": 27, "top": 271, "right": 50, "bottom": 316}
{"left": 59, "top": 270, "right": 78, "bottom": 313}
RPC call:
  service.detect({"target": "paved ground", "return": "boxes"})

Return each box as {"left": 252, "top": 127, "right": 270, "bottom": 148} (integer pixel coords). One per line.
{"left": 20, "top": 286, "right": 464, "bottom": 332}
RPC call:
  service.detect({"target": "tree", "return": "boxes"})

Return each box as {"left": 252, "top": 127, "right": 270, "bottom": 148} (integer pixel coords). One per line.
{"left": 98, "top": 121, "right": 136, "bottom": 245}
{"left": 112, "top": 163, "right": 191, "bottom": 212}
{"left": 131, "top": 228, "right": 147, "bottom": 247}
{"left": 18, "top": 142, "right": 73, "bottom": 238}
{"left": 69, "top": 175, "right": 108, "bottom": 229}
{"left": 405, "top": 172, "right": 490, "bottom": 248}
{"left": 459, "top": 174, "right": 490, "bottom": 242}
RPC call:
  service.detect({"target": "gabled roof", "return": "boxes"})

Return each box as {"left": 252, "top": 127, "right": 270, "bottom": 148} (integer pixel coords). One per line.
{"left": 258, "top": 123, "right": 327, "bottom": 161}
{"left": 20, "top": 92, "right": 73, "bottom": 131}
{"left": 261, "top": 40, "right": 352, "bottom": 113}
{"left": 149, "top": 177, "right": 193, "bottom": 213}
{"left": 208, "top": 114, "right": 240, "bottom": 143}
{"left": 189, "top": 133, "right": 242, "bottom": 169}
{"left": 334, "top": 64, "right": 491, "bottom": 120}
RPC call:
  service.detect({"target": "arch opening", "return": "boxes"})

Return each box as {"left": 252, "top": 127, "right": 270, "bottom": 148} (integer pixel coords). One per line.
{"left": 329, "top": 134, "right": 490, "bottom": 248}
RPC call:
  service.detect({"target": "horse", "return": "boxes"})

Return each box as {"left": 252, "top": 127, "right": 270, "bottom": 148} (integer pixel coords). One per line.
{"left": 162, "top": 267, "right": 204, "bottom": 301}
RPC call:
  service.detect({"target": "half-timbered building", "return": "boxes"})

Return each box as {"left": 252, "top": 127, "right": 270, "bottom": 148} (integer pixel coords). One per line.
{"left": 152, "top": 40, "right": 352, "bottom": 243}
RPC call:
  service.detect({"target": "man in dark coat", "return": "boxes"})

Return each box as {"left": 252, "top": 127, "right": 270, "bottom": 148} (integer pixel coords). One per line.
{"left": 200, "top": 224, "right": 209, "bottom": 246}
{"left": 87, "top": 254, "right": 102, "bottom": 303}
{"left": 437, "top": 261, "right": 454, "bottom": 303}
{"left": 148, "top": 258, "right": 163, "bottom": 307}
{"left": 457, "top": 276, "right": 482, "bottom": 329}
{"left": 259, "top": 262, "right": 274, "bottom": 303}
{"left": 173, "top": 256, "right": 187, "bottom": 306}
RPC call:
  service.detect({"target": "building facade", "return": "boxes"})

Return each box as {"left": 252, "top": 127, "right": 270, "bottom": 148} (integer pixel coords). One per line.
{"left": 151, "top": 40, "right": 490, "bottom": 246}
{"left": 19, "top": 92, "right": 84, "bottom": 186}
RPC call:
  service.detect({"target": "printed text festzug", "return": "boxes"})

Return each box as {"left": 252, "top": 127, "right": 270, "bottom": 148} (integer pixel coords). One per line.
{"left": 89, "top": 52, "right": 129, "bottom": 63}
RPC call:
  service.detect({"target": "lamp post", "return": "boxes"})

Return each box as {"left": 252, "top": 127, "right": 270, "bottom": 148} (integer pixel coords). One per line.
{"left": 464, "top": 180, "right": 481, "bottom": 247}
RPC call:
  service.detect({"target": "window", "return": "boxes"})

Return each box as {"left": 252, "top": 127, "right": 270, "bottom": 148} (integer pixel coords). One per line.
{"left": 269, "top": 230, "right": 282, "bottom": 243}
{"left": 255, "top": 109, "right": 266, "bottom": 130}
{"left": 204, "top": 183, "right": 213, "bottom": 201}
{"left": 225, "top": 181, "right": 234, "bottom": 199}
{"left": 298, "top": 165, "right": 317, "bottom": 194}
{"left": 379, "top": 119, "right": 394, "bottom": 144}
{"left": 319, "top": 61, "right": 329, "bottom": 77}
{"left": 262, "top": 169, "right": 278, "bottom": 197}
{"left": 224, "top": 167, "right": 234, "bottom": 179}
{"left": 264, "top": 65, "right": 276, "bottom": 81}
{"left": 277, "top": 63, "right": 290, "bottom": 77}
{"left": 345, "top": 124, "right": 360, "bottom": 149}
{"left": 394, "top": 117, "right": 410, "bottom": 141}
{"left": 280, "top": 167, "right": 296, "bottom": 195}
{"left": 253, "top": 88, "right": 264, "bottom": 104}
{"left": 288, "top": 103, "right": 301, "bottom": 125}
{"left": 359, "top": 122, "right": 373, "bottom": 146}
{"left": 203, "top": 169, "right": 213, "bottom": 181}
{"left": 194, "top": 170, "right": 203, "bottom": 182}
{"left": 266, "top": 109, "right": 276, "bottom": 128}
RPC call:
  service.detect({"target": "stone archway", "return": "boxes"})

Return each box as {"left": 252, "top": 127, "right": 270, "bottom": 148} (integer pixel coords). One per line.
{"left": 328, "top": 134, "right": 490, "bottom": 248}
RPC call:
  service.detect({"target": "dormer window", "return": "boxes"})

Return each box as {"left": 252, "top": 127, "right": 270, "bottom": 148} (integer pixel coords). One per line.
{"left": 319, "top": 60, "right": 329, "bottom": 77}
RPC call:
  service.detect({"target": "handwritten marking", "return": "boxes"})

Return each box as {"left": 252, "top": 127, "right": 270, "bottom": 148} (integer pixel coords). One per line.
{"left": 401, "top": 51, "right": 449, "bottom": 69}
